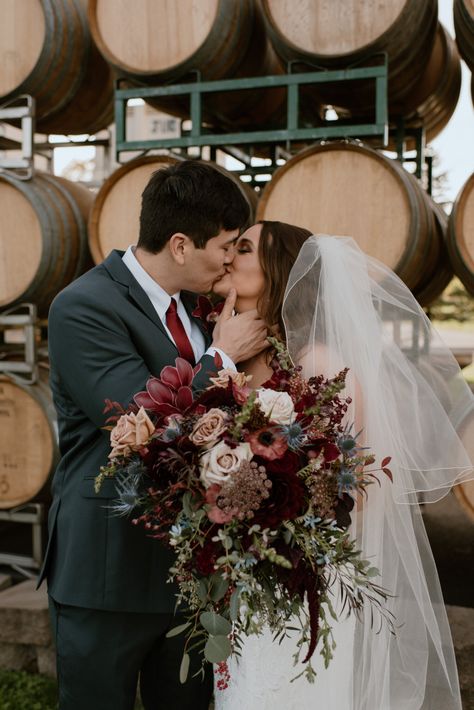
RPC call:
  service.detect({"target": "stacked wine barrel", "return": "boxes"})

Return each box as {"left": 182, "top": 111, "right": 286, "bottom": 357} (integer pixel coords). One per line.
{"left": 0, "top": 371, "right": 58, "bottom": 510}
{"left": 0, "top": 0, "right": 114, "bottom": 134}
{"left": 87, "top": 0, "right": 287, "bottom": 130}
{"left": 1, "top": 1, "right": 472, "bottom": 513}
{"left": 256, "top": 142, "right": 452, "bottom": 307}
{"left": 0, "top": 171, "right": 93, "bottom": 510}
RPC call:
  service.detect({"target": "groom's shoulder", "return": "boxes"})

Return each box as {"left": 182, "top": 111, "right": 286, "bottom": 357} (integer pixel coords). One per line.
{"left": 50, "top": 252, "right": 127, "bottom": 316}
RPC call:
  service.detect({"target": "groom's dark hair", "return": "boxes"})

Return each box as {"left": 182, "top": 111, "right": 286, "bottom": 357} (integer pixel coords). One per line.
{"left": 138, "top": 159, "right": 250, "bottom": 252}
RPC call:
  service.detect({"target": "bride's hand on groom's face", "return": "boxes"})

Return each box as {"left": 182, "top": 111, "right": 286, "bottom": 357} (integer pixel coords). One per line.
{"left": 211, "top": 288, "right": 269, "bottom": 363}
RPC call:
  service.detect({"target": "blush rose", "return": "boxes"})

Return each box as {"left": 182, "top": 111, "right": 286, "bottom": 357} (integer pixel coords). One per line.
{"left": 189, "top": 408, "right": 228, "bottom": 447}
{"left": 109, "top": 407, "right": 155, "bottom": 459}
{"left": 200, "top": 441, "right": 253, "bottom": 488}
{"left": 256, "top": 389, "right": 295, "bottom": 425}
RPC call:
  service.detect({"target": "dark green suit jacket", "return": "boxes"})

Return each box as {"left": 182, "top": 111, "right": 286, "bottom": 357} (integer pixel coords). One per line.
{"left": 39, "top": 250, "right": 218, "bottom": 613}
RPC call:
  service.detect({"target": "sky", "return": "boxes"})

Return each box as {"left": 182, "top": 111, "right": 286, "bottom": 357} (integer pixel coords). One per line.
{"left": 53, "top": 0, "right": 473, "bottom": 204}
{"left": 431, "top": 0, "right": 474, "bottom": 203}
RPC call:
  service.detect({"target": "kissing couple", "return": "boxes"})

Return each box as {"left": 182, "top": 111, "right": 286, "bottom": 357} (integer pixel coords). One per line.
{"left": 40, "top": 160, "right": 471, "bottom": 709}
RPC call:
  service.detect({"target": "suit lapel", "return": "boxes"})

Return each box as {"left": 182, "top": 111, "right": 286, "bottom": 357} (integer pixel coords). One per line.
{"left": 102, "top": 251, "right": 212, "bottom": 350}
{"left": 102, "top": 250, "right": 175, "bottom": 345}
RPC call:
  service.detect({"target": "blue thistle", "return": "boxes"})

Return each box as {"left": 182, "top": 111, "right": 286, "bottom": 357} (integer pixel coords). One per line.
{"left": 338, "top": 423, "right": 369, "bottom": 456}
{"left": 108, "top": 473, "right": 143, "bottom": 517}
{"left": 337, "top": 466, "right": 357, "bottom": 497}
{"left": 278, "top": 421, "right": 307, "bottom": 450}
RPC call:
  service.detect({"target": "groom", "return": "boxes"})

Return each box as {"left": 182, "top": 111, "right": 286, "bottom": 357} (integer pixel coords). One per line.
{"left": 38, "top": 160, "right": 268, "bottom": 710}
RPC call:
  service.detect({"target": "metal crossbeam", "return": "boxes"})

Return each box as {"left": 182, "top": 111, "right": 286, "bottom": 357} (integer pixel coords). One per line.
{"left": 115, "top": 66, "right": 389, "bottom": 160}
{"left": 0, "top": 95, "right": 35, "bottom": 178}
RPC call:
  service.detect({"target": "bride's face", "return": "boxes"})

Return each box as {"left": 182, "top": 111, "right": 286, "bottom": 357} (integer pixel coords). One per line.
{"left": 213, "top": 223, "right": 265, "bottom": 311}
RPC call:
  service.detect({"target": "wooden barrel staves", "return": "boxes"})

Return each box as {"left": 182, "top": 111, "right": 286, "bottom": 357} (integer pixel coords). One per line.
{"left": 395, "top": 23, "right": 461, "bottom": 146}
{"left": 261, "top": 0, "right": 437, "bottom": 118}
{"left": 88, "top": 0, "right": 286, "bottom": 130}
{"left": 0, "top": 173, "right": 93, "bottom": 315}
{"left": 256, "top": 142, "right": 442, "bottom": 297}
{"left": 448, "top": 173, "right": 474, "bottom": 296}
{"left": 0, "top": 0, "right": 113, "bottom": 134}
{"left": 452, "top": 403, "right": 474, "bottom": 521}
{"left": 0, "top": 374, "right": 58, "bottom": 509}
{"left": 415, "top": 198, "right": 453, "bottom": 307}
{"left": 454, "top": 0, "right": 474, "bottom": 71}
{"left": 88, "top": 156, "right": 258, "bottom": 264}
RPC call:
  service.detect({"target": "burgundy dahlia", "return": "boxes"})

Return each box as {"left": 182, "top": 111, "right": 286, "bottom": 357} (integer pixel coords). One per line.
{"left": 253, "top": 468, "right": 306, "bottom": 528}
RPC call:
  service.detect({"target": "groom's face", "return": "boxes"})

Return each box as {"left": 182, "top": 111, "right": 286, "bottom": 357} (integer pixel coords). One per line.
{"left": 184, "top": 228, "right": 239, "bottom": 292}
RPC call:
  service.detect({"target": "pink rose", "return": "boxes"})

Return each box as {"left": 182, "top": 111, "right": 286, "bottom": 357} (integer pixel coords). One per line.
{"left": 209, "top": 369, "right": 252, "bottom": 404}
{"left": 189, "top": 408, "right": 228, "bottom": 447}
{"left": 209, "top": 369, "right": 252, "bottom": 389}
{"left": 109, "top": 407, "right": 155, "bottom": 459}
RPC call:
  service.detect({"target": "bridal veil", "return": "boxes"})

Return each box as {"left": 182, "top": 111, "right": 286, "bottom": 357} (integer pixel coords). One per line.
{"left": 281, "top": 235, "right": 474, "bottom": 709}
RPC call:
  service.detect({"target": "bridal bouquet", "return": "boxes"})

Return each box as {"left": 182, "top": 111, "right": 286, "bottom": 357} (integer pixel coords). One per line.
{"left": 96, "top": 340, "right": 393, "bottom": 686}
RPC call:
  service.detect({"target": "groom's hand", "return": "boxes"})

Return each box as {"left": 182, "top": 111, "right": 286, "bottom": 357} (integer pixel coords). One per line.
{"left": 211, "top": 288, "right": 269, "bottom": 363}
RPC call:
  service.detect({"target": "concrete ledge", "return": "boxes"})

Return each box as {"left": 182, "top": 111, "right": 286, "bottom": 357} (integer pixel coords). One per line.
{"left": 0, "top": 642, "right": 36, "bottom": 672}
{"left": 0, "top": 579, "right": 51, "bottom": 646}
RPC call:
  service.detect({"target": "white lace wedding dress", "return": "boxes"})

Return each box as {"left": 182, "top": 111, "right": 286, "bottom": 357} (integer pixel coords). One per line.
{"left": 214, "top": 599, "right": 356, "bottom": 710}
{"left": 215, "top": 236, "right": 472, "bottom": 710}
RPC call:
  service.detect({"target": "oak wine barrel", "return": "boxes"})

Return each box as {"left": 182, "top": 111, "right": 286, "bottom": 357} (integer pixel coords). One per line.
{"left": 88, "top": 0, "right": 286, "bottom": 130}
{"left": 415, "top": 198, "right": 453, "bottom": 307}
{"left": 452, "top": 402, "right": 474, "bottom": 521}
{"left": 394, "top": 23, "right": 461, "bottom": 147}
{"left": 88, "top": 156, "right": 257, "bottom": 264}
{"left": 0, "top": 0, "right": 113, "bottom": 134}
{"left": 447, "top": 174, "right": 474, "bottom": 296}
{"left": 454, "top": 0, "right": 474, "bottom": 71}
{"left": 256, "top": 142, "right": 442, "bottom": 296}
{"left": 0, "top": 173, "right": 94, "bottom": 315}
{"left": 261, "top": 0, "right": 437, "bottom": 118}
{"left": 0, "top": 372, "right": 58, "bottom": 509}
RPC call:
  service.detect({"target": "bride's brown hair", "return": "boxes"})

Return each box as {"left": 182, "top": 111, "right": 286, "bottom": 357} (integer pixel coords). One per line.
{"left": 257, "top": 220, "right": 312, "bottom": 343}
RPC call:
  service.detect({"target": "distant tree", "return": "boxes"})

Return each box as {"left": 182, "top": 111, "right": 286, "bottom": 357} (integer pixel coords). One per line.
{"left": 426, "top": 277, "right": 474, "bottom": 322}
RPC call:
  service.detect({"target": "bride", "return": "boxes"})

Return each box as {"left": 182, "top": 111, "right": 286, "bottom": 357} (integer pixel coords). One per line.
{"left": 211, "top": 221, "right": 473, "bottom": 710}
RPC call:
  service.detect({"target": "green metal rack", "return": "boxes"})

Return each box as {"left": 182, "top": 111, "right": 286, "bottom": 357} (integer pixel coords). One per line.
{"left": 114, "top": 64, "right": 389, "bottom": 159}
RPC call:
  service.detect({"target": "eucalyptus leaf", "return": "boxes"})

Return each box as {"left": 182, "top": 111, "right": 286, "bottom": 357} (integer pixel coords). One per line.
{"left": 229, "top": 587, "right": 241, "bottom": 622}
{"left": 209, "top": 575, "right": 229, "bottom": 602}
{"left": 182, "top": 491, "right": 193, "bottom": 518}
{"left": 197, "top": 578, "right": 208, "bottom": 603}
{"left": 222, "top": 535, "right": 233, "bottom": 551}
{"left": 200, "top": 611, "right": 232, "bottom": 636}
{"left": 366, "top": 567, "right": 380, "bottom": 578}
{"left": 204, "top": 635, "right": 232, "bottom": 663}
{"left": 166, "top": 621, "right": 191, "bottom": 638}
{"left": 179, "top": 652, "right": 190, "bottom": 684}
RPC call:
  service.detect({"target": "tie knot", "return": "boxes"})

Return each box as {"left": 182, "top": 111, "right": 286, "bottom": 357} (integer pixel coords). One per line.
{"left": 167, "top": 297, "right": 178, "bottom": 315}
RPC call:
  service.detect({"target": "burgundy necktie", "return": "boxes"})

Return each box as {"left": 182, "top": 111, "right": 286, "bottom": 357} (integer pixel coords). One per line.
{"left": 165, "top": 298, "right": 195, "bottom": 365}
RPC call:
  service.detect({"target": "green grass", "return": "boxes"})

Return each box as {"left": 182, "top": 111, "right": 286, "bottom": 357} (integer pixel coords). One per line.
{"left": 0, "top": 670, "right": 58, "bottom": 710}
{"left": 0, "top": 670, "right": 145, "bottom": 709}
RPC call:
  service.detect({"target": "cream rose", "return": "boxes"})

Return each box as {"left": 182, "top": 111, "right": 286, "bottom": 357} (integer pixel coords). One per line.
{"left": 109, "top": 407, "right": 155, "bottom": 459}
{"left": 209, "top": 369, "right": 253, "bottom": 388}
{"left": 256, "top": 389, "right": 295, "bottom": 425}
{"left": 200, "top": 441, "right": 253, "bottom": 488}
{"left": 189, "top": 408, "right": 228, "bottom": 447}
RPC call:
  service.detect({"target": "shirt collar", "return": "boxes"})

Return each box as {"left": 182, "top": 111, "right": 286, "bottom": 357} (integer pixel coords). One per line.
{"left": 122, "top": 245, "right": 180, "bottom": 320}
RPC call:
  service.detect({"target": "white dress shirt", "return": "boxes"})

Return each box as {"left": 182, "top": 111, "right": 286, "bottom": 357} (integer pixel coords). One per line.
{"left": 122, "top": 246, "right": 235, "bottom": 370}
